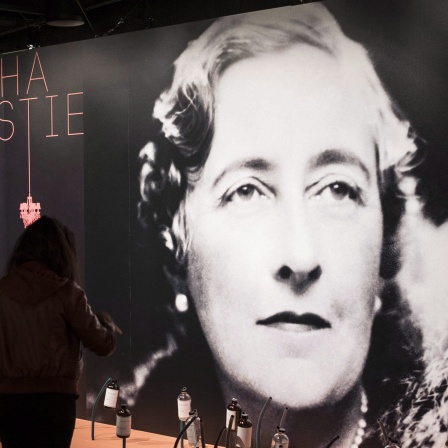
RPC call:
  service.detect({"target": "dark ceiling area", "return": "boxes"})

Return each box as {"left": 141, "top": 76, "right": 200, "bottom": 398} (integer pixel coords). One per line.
{"left": 0, "top": 0, "right": 302, "bottom": 55}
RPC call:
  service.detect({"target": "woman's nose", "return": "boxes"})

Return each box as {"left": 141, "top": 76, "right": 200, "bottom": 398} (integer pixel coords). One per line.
{"left": 273, "top": 207, "right": 321, "bottom": 292}
{"left": 277, "top": 264, "right": 322, "bottom": 292}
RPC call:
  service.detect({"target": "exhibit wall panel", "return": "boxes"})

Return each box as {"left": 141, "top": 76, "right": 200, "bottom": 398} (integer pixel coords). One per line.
{"left": 0, "top": 43, "right": 85, "bottom": 277}
{"left": 1, "top": 1, "right": 447, "bottom": 446}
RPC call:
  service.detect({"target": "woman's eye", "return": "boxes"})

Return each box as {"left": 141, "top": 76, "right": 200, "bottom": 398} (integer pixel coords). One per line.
{"left": 309, "top": 178, "right": 364, "bottom": 211}
{"left": 225, "top": 184, "right": 262, "bottom": 203}
{"left": 309, "top": 180, "right": 363, "bottom": 219}
{"left": 321, "top": 182, "right": 361, "bottom": 203}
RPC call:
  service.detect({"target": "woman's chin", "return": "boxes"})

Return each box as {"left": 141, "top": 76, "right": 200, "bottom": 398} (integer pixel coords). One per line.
{"left": 233, "top": 362, "right": 356, "bottom": 411}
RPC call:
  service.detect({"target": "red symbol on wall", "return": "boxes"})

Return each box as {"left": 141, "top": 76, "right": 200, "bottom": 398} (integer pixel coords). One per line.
{"left": 19, "top": 97, "right": 42, "bottom": 227}
{"left": 20, "top": 196, "right": 41, "bottom": 228}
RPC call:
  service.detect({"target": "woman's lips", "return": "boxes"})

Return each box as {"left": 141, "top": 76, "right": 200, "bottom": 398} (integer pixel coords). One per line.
{"left": 256, "top": 311, "right": 331, "bottom": 332}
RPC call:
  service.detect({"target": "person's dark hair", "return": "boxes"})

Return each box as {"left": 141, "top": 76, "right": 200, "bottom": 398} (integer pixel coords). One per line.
{"left": 7, "top": 216, "right": 80, "bottom": 283}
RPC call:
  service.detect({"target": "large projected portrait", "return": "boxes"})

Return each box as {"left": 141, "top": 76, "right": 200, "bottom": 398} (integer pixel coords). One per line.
{"left": 136, "top": 4, "right": 420, "bottom": 447}
{"left": 1, "top": 0, "right": 447, "bottom": 447}
{"left": 95, "top": 2, "right": 446, "bottom": 447}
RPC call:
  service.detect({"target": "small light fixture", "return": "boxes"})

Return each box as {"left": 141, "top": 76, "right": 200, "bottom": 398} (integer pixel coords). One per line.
{"left": 46, "top": 15, "right": 84, "bottom": 27}
{"left": 19, "top": 107, "right": 42, "bottom": 228}
{"left": 27, "top": 26, "right": 41, "bottom": 49}
{"left": 20, "top": 196, "right": 41, "bottom": 228}
{"left": 46, "top": 0, "right": 85, "bottom": 27}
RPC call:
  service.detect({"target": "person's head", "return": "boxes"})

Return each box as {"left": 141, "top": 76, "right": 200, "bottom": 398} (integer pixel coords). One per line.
{"left": 7, "top": 215, "right": 79, "bottom": 282}
{"left": 139, "top": 4, "right": 420, "bottom": 410}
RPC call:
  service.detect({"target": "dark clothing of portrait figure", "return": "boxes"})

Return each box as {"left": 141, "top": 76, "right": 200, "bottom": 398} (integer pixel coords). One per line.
{"left": 382, "top": 217, "right": 448, "bottom": 448}
{"left": 0, "top": 217, "right": 119, "bottom": 448}
{"left": 392, "top": 355, "right": 448, "bottom": 447}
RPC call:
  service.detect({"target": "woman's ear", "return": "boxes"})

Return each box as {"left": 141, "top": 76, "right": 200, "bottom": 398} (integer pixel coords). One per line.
{"left": 374, "top": 274, "right": 387, "bottom": 316}
{"left": 159, "top": 219, "right": 191, "bottom": 312}
{"left": 379, "top": 168, "right": 406, "bottom": 280}
{"left": 163, "top": 262, "right": 190, "bottom": 313}
{"left": 160, "top": 226, "right": 176, "bottom": 252}
{"left": 160, "top": 222, "right": 188, "bottom": 276}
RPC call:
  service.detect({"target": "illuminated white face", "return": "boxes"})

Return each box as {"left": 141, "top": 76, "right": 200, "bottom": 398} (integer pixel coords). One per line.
{"left": 184, "top": 45, "right": 383, "bottom": 408}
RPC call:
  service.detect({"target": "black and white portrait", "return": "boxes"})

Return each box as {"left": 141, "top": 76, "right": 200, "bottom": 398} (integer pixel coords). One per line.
{"left": 95, "top": 2, "right": 446, "bottom": 447}
{"left": 2, "top": 1, "right": 447, "bottom": 447}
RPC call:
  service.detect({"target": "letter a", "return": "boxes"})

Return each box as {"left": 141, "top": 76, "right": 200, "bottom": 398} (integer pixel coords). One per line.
{"left": 26, "top": 52, "right": 48, "bottom": 94}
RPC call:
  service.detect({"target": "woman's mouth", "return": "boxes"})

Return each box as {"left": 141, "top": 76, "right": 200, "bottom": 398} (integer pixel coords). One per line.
{"left": 256, "top": 311, "right": 331, "bottom": 333}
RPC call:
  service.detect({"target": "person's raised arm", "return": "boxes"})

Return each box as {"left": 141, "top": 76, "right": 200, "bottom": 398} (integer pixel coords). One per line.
{"left": 63, "top": 282, "right": 121, "bottom": 356}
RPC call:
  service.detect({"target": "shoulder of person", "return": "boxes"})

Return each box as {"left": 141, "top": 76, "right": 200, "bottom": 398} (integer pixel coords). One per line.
{"left": 58, "top": 278, "right": 87, "bottom": 298}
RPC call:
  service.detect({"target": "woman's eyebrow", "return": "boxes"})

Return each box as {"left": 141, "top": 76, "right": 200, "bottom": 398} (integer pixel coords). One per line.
{"left": 212, "top": 157, "right": 274, "bottom": 187}
{"left": 308, "top": 149, "right": 371, "bottom": 181}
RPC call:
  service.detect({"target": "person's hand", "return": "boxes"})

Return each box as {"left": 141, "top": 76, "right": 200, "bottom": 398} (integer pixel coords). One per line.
{"left": 110, "top": 321, "right": 123, "bottom": 335}
{"left": 96, "top": 311, "right": 123, "bottom": 335}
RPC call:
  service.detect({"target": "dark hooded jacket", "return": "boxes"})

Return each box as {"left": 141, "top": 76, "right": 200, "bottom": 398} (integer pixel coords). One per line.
{"left": 0, "top": 261, "right": 116, "bottom": 396}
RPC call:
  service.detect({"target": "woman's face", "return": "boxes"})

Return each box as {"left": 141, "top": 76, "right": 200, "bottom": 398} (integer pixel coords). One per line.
{"left": 184, "top": 44, "right": 383, "bottom": 408}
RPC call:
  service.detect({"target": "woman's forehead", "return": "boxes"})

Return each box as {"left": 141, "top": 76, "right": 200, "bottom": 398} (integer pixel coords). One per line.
{"left": 201, "top": 45, "right": 378, "bottom": 180}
